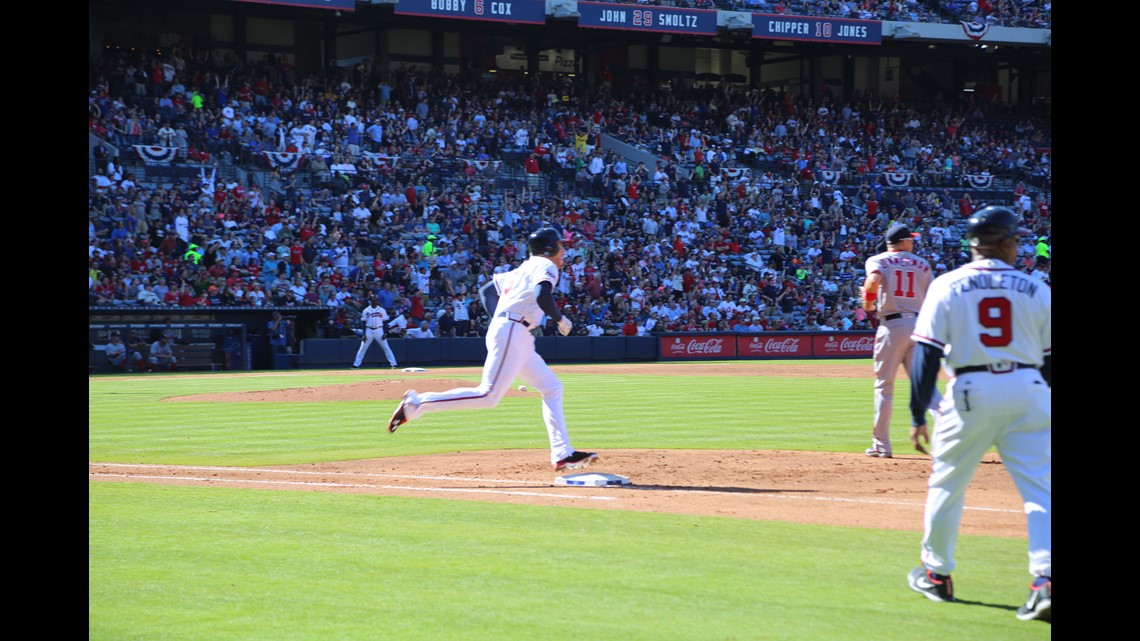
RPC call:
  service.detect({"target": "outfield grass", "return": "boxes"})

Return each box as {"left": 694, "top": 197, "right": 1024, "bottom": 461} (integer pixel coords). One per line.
{"left": 89, "top": 362, "right": 1047, "bottom": 640}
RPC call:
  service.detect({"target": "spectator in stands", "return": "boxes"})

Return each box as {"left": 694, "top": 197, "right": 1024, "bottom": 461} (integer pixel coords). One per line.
{"left": 387, "top": 307, "right": 409, "bottom": 338}
{"left": 89, "top": 51, "right": 1049, "bottom": 337}
{"left": 405, "top": 320, "right": 434, "bottom": 339}
{"left": 436, "top": 304, "right": 456, "bottom": 337}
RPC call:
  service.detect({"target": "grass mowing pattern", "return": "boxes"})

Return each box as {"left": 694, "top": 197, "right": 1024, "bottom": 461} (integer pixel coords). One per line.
{"left": 90, "top": 363, "right": 933, "bottom": 465}
{"left": 91, "top": 363, "right": 1038, "bottom": 641}
{"left": 91, "top": 484, "right": 1041, "bottom": 641}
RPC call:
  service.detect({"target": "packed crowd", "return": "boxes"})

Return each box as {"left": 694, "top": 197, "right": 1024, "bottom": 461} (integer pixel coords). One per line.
{"left": 89, "top": 48, "right": 1051, "bottom": 340}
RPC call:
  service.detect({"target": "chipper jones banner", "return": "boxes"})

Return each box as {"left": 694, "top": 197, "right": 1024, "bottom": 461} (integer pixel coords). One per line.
{"left": 659, "top": 333, "right": 873, "bottom": 359}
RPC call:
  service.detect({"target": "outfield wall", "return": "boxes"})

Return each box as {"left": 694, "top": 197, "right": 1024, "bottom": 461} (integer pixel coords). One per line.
{"left": 296, "top": 331, "right": 875, "bottom": 369}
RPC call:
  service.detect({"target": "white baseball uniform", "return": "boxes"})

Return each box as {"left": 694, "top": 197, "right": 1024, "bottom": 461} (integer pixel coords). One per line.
{"left": 353, "top": 304, "right": 397, "bottom": 368}
{"left": 864, "top": 248, "right": 943, "bottom": 455}
{"left": 911, "top": 257, "right": 1051, "bottom": 578}
{"left": 397, "top": 254, "right": 576, "bottom": 465}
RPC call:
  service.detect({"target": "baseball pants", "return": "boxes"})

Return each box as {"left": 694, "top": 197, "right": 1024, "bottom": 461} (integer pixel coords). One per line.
{"left": 402, "top": 316, "right": 573, "bottom": 465}
{"left": 872, "top": 317, "right": 943, "bottom": 453}
{"left": 354, "top": 328, "right": 396, "bottom": 368}
{"left": 920, "top": 367, "right": 1051, "bottom": 578}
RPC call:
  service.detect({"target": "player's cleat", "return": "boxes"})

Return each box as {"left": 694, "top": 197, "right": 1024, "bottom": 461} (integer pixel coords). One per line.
{"left": 390, "top": 365, "right": 398, "bottom": 369}
{"left": 387, "top": 389, "right": 419, "bottom": 433}
{"left": 907, "top": 566, "right": 954, "bottom": 602}
{"left": 1016, "top": 576, "right": 1050, "bottom": 622}
{"left": 553, "top": 451, "right": 598, "bottom": 471}
{"left": 865, "top": 446, "right": 893, "bottom": 458}
{"left": 351, "top": 364, "right": 360, "bottom": 369}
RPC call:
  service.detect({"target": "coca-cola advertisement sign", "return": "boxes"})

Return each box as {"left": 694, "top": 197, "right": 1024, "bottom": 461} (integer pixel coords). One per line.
{"left": 660, "top": 335, "right": 738, "bottom": 359}
{"left": 737, "top": 335, "right": 812, "bottom": 358}
{"left": 813, "top": 333, "right": 875, "bottom": 357}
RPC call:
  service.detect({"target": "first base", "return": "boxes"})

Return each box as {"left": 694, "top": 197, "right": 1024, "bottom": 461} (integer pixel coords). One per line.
{"left": 555, "top": 473, "right": 631, "bottom": 487}
{"left": 401, "top": 367, "right": 426, "bottom": 372}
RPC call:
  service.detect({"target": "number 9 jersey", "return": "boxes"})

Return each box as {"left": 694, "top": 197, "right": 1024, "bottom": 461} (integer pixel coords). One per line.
{"left": 912, "top": 258, "right": 1051, "bottom": 369}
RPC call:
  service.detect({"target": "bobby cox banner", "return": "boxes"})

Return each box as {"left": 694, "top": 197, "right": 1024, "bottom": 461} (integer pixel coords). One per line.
{"left": 577, "top": 2, "right": 718, "bottom": 36}
{"left": 226, "top": 0, "right": 355, "bottom": 10}
{"left": 752, "top": 13, "right": 881, "bottom": 45}
{"left": 737, "top": 335, "right": 812, "bottom": 358}
{"left": 659, "top": 335, "right": 737, "bottom": 360}
{"left": 394, "top": 0, "right": 546, "bottom": 24}
{"left": 812, "top": 333, "right": 874, "bottom": 357}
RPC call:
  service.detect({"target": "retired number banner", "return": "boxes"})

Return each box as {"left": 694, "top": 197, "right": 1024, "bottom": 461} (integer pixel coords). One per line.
{"left": 394, "top": 0, "right": 546, "bottom": 24}
{"left": 577, "top": 2, "right": 718, "bottom": 36}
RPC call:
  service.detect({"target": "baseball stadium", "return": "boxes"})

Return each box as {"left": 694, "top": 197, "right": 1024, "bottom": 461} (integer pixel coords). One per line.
{"left": 88, "top": 1, "right": 1052, "bottom": 638}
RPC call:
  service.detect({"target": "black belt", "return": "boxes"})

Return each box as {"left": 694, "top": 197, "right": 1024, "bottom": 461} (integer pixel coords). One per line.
{"left": 883, "top": 312, "right": 916, "bottom": 321}
{"left": 954, "top": 362, "right": 1036, "bottom": 376}
{"left": 497, "top": 312, "right": 530, "bottom": 328}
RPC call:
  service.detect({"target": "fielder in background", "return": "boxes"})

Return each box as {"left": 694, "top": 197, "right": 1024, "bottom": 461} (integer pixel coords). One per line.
{"left": 861, "top": 223, "right": 943, "bottom": 458}
{"left": 148, "top": 333, "right": 178, "bottom": 372}
{"left": 387, "top": 226, "right": 598, "bottom": 472}
{"left": 905, "top": 206, "right": 1051, "bottom": 622}
{"left": 352, "top": 295, "right": 397, "bottom": 370}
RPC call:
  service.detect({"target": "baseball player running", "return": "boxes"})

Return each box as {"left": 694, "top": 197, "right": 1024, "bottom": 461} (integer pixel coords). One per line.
{"left": 905, "top": 206, "right": 1051, "bottom": 622}
{"left": 861, "top": 223, "right": 943, "bottom": 457}
{"left": 387, "top": 226, "right": 598, "bottom": 471}
{"left": 353, "top": 295, "right": 398, "bottom": 369}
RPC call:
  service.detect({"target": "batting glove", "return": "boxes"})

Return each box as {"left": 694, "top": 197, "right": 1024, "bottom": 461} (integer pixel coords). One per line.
{"left": 556, "top": 316, "right": 573, "bottom": 336}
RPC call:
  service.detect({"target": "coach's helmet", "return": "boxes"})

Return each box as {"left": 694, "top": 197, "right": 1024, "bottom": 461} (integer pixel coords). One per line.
{"left": 965, "top": 206, "right": 1032, "bottom": 248}
{"left": 527, "top": 226, "right": 563, "bottom": 257}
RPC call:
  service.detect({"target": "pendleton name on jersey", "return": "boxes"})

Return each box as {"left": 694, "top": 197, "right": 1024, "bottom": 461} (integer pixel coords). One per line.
{"left": 947, "top": 271, "right": 1044, "bottom": 296}
{"left": 913, "top": 259, "right": 1051, "bottom": 370}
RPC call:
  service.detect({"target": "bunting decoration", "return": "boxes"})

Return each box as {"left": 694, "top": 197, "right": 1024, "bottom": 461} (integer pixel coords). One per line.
{"left": 961, "top": 20, "right": 991, "bottom": 40}
{"left": 964, "top": 174, "right": 994, "bottom": 189}
{"left": 816, "top": 169, "right": 843, "bottom": 184}
{"left": 133, "top": 145, "right": 178, "bottom": 164}
{"left": 883, "top": 171, "right": 913, "bottom": 188}
{"left": 363, "top": 152, "right": 399, "bottom": 171}
{"left": 264, "top": 151, "right": 303, "bottom": 172}
{"left": 462, "top": 159, "right": 502, "bottom": 173}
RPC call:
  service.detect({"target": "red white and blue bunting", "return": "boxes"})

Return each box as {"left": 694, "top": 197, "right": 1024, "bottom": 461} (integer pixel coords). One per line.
{"left": 133, "top": 145, "right": 179, "bottom": 164}
{"left": 961, "top": 20, "right": 991, "bottom": 41}
{"left": 462, "top": 159, "right": 502, "bottom": 173}
{"left": 720, "top": 167, "right": 750, "bottom": 181}
{"left": 263, "top": 151, "right": 303, "bottom": 173}
{"left": 816, "top": 169, "right": 843, "bottom": 184}
{"left": 964, "top": 174, "right": 994, "bottom": 189}
{"left": 363, "top": 152, "right": 400, "bottom": 171}
{"left": 883, "top": 171, "right": 913, "bottom": 188}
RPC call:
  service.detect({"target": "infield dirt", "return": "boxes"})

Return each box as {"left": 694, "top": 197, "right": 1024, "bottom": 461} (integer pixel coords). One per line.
{"left": 90, "top": 362, "right": 1025, "bottom": 538}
